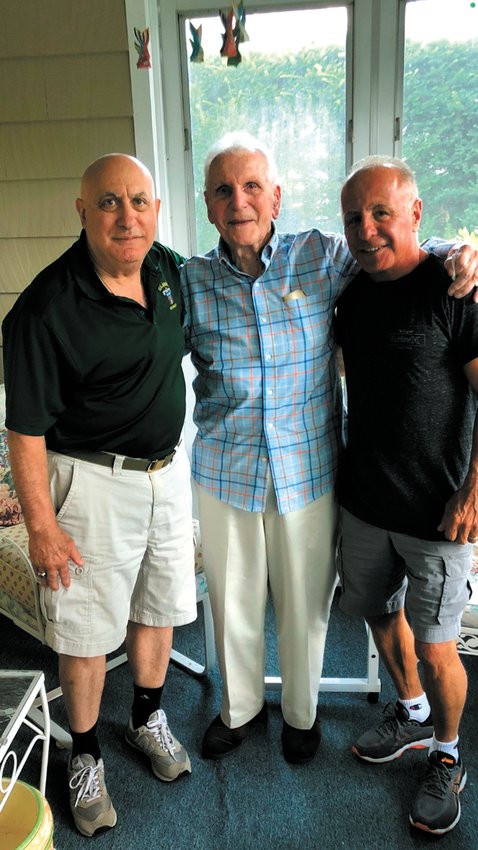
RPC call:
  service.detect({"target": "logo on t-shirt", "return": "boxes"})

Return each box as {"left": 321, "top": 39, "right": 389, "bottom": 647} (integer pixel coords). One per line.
{"left": 388, "top": 329, "right": 425, "bottom": 349}
{"left": 158, "top": 281, "right": 177, "bottom": 310}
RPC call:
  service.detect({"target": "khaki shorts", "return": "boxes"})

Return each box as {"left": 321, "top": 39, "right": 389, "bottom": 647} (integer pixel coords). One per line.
{"left": 337, "top": 508, "right": 472, "bottom": 643}
{"left": 41, "top": 444, "right": 196, "bottom": 657}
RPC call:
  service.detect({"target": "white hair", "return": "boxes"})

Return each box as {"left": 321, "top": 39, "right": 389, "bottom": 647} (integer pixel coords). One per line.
{"left": 204, "top": 131, "right": 279, "bottom": 188}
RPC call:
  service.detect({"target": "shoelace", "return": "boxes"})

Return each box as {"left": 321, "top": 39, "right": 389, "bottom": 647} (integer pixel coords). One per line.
{"left": 420, "top": 759, "right": 455, "bottom": 800}
{"left": 69, "top": 761, "right": 101, "bottom": 806}
{"left": 146, "top": 709, "right": 178, "bottom": 761}
{"left": 375, "top": 702, "right": 421, "bottom": 738}
{"left": 373, "top": 703, "right": 405, "bottom": 738}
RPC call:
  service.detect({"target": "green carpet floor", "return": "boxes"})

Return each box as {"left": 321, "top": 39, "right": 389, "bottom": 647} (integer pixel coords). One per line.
{"left": 2, "top": 592, "right": 477, "bottom": 849}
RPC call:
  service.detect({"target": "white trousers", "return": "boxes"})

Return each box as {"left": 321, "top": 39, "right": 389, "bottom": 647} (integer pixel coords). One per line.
{"left": 197, "top": 481, "right": 338, "bottom": 729}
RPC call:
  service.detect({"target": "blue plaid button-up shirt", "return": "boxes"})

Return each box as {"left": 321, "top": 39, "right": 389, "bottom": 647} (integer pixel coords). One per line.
{"left": 182, "top": 225, "right": 359, "bottom": 515}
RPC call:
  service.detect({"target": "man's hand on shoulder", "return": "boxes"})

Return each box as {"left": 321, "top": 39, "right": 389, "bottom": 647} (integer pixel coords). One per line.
{"left": 29, "top": 523, "right": 84, "bottom": 591}
{"left": 445, "top": 243, "right": 478, "bottom": 302}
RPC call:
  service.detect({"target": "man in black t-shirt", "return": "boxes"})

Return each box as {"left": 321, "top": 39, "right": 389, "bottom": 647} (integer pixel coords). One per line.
{"left": 2, "top": 154, "right": 196, "bottom": 837}
{"left": 335, "top": 156, "right": 478, "bottom": 836}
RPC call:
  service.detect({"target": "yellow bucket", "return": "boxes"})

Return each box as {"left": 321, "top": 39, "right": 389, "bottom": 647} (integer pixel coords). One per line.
{"left": 0, "top": 779, "right": 54, "bottom": 850}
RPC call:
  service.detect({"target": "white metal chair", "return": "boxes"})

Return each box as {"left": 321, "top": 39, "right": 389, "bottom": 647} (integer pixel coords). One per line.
{"left": 264, "top": 621, "right": 381, "bottom": 702}
{"left": 457, "top": 565, "right": 478, "bottom": 656}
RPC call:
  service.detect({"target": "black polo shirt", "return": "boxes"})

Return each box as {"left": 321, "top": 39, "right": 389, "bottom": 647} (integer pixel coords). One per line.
{"left": 3, "top": 232, "right": 187, "bottom": 459}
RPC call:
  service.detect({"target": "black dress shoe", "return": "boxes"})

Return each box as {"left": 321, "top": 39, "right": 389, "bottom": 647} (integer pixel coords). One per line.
{"left": 202, "top": 702, "right": 268, "bottom": 759}
{"left": 281, "top": 710, "right": 321, "bottom": 764}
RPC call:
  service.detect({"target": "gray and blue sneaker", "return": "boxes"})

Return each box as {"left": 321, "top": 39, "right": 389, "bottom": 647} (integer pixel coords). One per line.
{"left": 409, "top": 750, "right": 467, "bottom": 834}
{"left": 352, "top": 701, "right": 433, "bottom": 763}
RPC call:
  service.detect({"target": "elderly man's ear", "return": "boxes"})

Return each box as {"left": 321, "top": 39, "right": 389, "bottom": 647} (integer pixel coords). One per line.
{"left": 272, "top": 185, "right": 282, "bottom": 220}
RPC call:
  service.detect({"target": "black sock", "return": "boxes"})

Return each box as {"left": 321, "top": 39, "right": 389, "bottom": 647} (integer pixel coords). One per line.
{"left": 131, "top": 684, "right": 164, "bottom": 729}
{"left": 70, "top": 722, "right": 101, "bottom": 761}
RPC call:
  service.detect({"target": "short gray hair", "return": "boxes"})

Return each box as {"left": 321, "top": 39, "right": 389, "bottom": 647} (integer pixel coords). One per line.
{"left": 204, "top": 131, "right": 279, "bottom": 188}
{"left": 344, "top": 154, "right": 419, "bottom": 196}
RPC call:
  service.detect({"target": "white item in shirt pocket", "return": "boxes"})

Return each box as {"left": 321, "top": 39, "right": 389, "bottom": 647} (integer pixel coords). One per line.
{"left": 283, "top": 289, "right": 306, "bottom": 302}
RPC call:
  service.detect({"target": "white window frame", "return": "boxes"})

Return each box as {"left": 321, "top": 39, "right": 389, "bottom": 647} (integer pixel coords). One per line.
{"left": 125, "top": 0, "right": 405, "bottom": 254}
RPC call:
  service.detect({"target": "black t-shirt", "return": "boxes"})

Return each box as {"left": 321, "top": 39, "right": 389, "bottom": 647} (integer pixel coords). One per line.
{"left": 3, "top": 232, "right": 187, "bottom": 459}
{"left": 335, "top": 254, "right": 478, "bottom": 540}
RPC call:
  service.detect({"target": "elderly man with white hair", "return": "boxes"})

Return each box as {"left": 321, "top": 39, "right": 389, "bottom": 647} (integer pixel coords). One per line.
{"left": 181, "top": 132, "right": 478, "bottom": 766}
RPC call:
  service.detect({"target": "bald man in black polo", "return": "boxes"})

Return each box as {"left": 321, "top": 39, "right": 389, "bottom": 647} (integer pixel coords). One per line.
{"left": 2, "top": 154, "right": 196, "bottom": 837}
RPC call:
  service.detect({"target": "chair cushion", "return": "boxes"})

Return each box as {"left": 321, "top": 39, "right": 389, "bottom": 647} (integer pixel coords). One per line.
{"left": 0, "top": 429, "right": 23, "bottom": 527}
{"left": 0, "top": 524, "right": 40, "bottom": 633}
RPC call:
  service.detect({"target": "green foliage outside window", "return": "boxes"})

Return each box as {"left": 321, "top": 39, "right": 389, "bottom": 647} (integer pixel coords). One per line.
{"left": 403, "top": 40, "right": 478, "bottom": 241}
{"left": 189, "top": 40, "right": 477, "bottom": 252}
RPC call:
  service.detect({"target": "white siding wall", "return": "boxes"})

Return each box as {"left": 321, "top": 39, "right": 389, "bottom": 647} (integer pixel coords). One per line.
{"left": 0, "top": 0, "right": 135, "bottom": 376}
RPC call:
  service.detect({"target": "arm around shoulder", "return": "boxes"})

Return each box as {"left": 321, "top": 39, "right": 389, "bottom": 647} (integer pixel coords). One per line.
{"left": 423, "top": 239, "right": 478, "bottom": 300}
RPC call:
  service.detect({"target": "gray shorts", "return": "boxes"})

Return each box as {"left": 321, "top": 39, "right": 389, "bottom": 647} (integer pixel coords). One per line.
{"left": 41, "top": 445, "right": 197, "bottom": 657}
{"left": 337, "top": 509, "right": 472, "bottom": 643}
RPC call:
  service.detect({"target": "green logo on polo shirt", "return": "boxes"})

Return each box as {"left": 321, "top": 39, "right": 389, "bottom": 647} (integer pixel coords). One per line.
{"left": 158, "top": 281, "right": 177, "bottom": 310}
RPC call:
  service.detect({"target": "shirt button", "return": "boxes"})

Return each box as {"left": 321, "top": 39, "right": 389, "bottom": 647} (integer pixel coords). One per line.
{"left": 75, "top": 566, "right": 84, "bottom": 576}
{"left": 265, "top": 353, "right": 271, "bottom": 360}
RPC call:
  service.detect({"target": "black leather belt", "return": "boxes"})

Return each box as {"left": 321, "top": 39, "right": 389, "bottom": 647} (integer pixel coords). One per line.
{"left": 61, "top": 449, "right": 176, "bottom": 473}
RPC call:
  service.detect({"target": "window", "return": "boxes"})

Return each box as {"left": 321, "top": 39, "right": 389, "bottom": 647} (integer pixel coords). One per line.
{"left": 402, "top": 0, "right": 478, "bottom": 240}
{"left": 183, "top": 6, "right": 349, "bottom": 252}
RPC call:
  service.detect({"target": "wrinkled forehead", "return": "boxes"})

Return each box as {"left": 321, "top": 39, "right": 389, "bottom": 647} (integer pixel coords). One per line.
{"left": 207, "top": 149, "right": 271, "bottom": 186}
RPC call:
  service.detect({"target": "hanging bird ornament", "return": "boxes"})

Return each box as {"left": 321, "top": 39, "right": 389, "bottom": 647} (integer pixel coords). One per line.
{"left": 220, "top": 9, "right": 237, "bottom": 59}
{"left": 234, "top": 2, "right": 249, "bottom": 46}
{"left": 189, "top": 22, "right": 204, "bottom": 63}
{"left": 134, "top": 27, "right": 151, "bottom": 69}
{"left": 219, "top": 2, "right": 249, "bottom": 66}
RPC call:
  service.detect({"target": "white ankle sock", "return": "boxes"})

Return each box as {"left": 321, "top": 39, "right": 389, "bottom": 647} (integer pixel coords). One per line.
{"left": 398, "top": 693, "right": 430, "bottom": 723}
{"left": 429, "top": 735, "right": 459, "bottom": 761}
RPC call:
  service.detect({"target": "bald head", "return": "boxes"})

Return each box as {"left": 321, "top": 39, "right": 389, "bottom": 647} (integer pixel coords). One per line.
{"left": 75, "top": 153, "right": 160, "bottom": 276}
{"left": 80, "top": 154, "right": 156, "bottom": 201}
{"left": 342, "top": 155, "right": 418, "bottom": 200}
